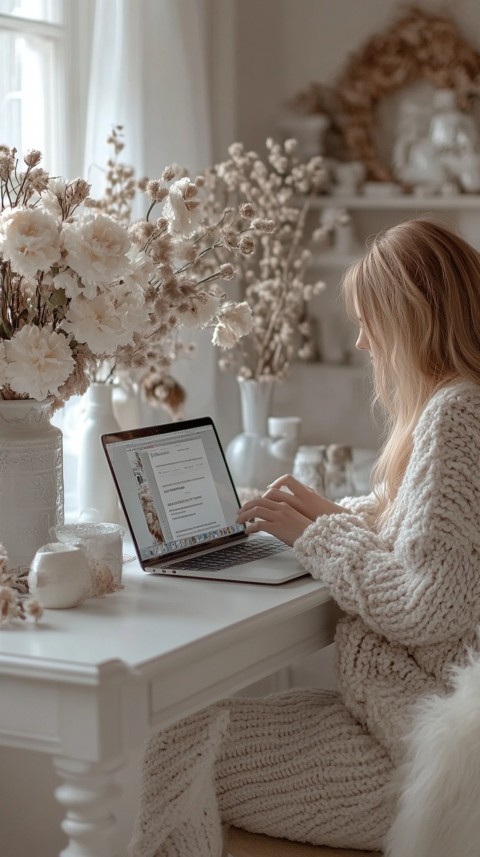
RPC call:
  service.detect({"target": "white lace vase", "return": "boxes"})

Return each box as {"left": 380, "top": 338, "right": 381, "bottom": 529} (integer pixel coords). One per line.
{"left": 77, "top": 384, "right": 121, "bottom": 524}
{"left": 226, "top": 379, "right": 300, "bottom": 492}
{"left": 0, "top": 399, "right": 64, "bottom": 571}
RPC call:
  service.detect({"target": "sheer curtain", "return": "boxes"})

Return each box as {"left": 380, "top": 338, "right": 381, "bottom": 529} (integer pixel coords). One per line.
{"left": 83, "top": 0, "right": 212, "bottom": 194}
{"left": 60, "top": 0, "right": 221, "bottom": 515}
{"left": 83, "top": 0, "right": 217, "bottom": 421}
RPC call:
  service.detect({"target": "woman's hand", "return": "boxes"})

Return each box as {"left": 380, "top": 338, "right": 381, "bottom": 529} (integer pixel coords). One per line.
{"left": 263, "top": 474, "right": 347, "bottom": 519}
{"left": 236, "top": 496, "right": 312, "bottom": 545}
{"left": 236, "top": 474, "right": 347, "bottom": 546}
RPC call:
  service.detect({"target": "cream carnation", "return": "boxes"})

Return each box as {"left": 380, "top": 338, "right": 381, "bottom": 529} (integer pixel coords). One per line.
{"left": 54, "top": 269, "right": 80, "bottom": 299}
{"left": 0, "top": 208, "right": 61, "bottom": 277}
{"left": 110, "top": 279, "right": 149, "bottom": 338}
{"left": 65, "top": 293, "right": 135, "bottom": 355}
{"left": 212, "top": 301, "right": 253, "bottom": 348}
{"left": 4, "top": 325, "right": 74, "bottom": 400}
{"left": 180, "top": 295, "right": 220, "bottom": 329}
{"left": 162, "top": 177, "right": 202, "bottom": 238}
{"left": 62, "top": 213, "right": 132, "bottom": 292}
{"left": 128, "top": 247, "right": 154, "bottom": 286}
{"left": 40, "top": 178, "right": 66, "bottom": 219}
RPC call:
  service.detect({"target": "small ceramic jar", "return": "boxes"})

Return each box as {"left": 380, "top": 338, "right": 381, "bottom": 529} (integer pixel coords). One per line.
{"left": 28, "top": 543, "right": 90, "bottom": 609}
{"left": 325, "top": 444, "right": 356, "bottom": 501}
{"left": 50, "top": 523, "right": 124, "bottom": 591}
{"left": 293, "top": 445, "right": 327, "bottom": 493}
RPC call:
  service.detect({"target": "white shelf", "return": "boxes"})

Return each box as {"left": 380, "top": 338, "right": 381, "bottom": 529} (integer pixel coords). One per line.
{"left": 310, "top": 194, "right": 480, "bottom": 210}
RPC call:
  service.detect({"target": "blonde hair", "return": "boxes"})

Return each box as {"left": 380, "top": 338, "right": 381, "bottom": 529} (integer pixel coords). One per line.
{"left": 342, "top": 218, "right": 480, "bottom": 524}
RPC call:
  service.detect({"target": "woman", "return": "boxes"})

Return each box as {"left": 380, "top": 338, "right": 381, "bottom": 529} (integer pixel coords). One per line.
{"left": 130, "top": 218, "right": 480, "bottom": 857}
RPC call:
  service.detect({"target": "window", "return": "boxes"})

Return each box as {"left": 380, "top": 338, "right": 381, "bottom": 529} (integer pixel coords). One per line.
{"left": 0, "top": 0, "right": 66, "bottom": 173}
{"left": 0, "top": 0, "right": 92, "bottom": 515}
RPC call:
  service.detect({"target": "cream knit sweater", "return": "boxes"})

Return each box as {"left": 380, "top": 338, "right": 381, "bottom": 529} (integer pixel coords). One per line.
{"left": 130, "top": 380, "right": 480, "bottom": 857}
{"left": 295, "top": 379, "right": 480, "bottom": 764}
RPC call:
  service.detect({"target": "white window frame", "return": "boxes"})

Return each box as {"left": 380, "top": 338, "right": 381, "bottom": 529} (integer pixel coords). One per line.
{"left": 0, "top": 6, "right": 66, "bottom": 172}
{"left": 0, "top": 0, "right": 94, "bottom": 178}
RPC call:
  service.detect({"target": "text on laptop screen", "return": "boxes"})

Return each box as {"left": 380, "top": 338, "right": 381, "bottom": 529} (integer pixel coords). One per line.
{"left": 106, "top": 423, "right": 244, "bottom": 561}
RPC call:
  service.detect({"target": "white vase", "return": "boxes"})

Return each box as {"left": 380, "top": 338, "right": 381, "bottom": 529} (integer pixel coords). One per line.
{"left": 278, "top": 111, "right": 330, "bottom": 158}
{"left": 112, "top": 382, "right": 143, "bottom": 431}
{"left": 226, "top": 379, "right": 301, "bottom": 491}
{"left": 77, "top": 384, "right": 121, "bottom": 523}
{"left": 0, "top": 398, "right": 64, "bottom": 571}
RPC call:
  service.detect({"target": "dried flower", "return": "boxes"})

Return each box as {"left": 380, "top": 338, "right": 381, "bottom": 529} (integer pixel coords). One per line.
{"left": 24, "top": 598, "right": 43, "bottom": 621}
{"left": 0, "top": 543, "right": 43, "bottom": 625}
{"left": 24, "top": 149, "right": 42, "bottom": 168}
{"left": 86, "top": 129, "right": 262, "bottom": 414}
{"left": 0, "top": 144, "right": 147, "bottom": 406}
{"left": 202, "top": 137, "right": 329, "bottom": 379}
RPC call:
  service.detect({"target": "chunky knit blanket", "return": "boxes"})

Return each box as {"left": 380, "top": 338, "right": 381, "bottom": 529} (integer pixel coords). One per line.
{"left": 130, "top": 381, "right": 480, "bottom": 857}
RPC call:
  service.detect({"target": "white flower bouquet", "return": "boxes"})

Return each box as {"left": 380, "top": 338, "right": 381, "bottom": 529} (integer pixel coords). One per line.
{"left": 0, "top": 140, "right": 257, "bottom": 411}
{"left": 0, "top": 147, "right": 149, "bottom": 405}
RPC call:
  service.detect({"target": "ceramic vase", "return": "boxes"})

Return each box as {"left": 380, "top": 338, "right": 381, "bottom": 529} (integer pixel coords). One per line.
{"left": 277, "top": 112, "right": 330, "bottom": 159}
{"left": 0, "top": 398, "right": 64, "bottom": 571}
{"left": 77, "top": 383, "right": 121, "bottom": 523}
{"left": 226, "top": 379, "right": 301, "bottom": 491}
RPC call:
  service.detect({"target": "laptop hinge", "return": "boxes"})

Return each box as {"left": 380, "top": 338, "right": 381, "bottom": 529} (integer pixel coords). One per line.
{"left": 143, "top": 531, "right": 248, "bottom": 569}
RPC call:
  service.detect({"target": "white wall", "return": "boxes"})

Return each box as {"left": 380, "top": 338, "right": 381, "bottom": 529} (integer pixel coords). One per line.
{"left": 234, "top": 0, "right": 480, "bottom": 152}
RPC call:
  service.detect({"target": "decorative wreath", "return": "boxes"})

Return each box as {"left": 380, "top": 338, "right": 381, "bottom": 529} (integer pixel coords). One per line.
{"left": 335, "top": 6, "right": 480, "bottom": 181}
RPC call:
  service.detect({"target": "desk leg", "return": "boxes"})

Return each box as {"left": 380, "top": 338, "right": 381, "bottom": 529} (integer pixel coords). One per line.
{"left": 53, "top": 756, "right": 123, "bottom": 857}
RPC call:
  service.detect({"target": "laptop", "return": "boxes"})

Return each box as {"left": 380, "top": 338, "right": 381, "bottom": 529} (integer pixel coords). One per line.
{"left": 101, "top": 416, "right": 308, "bottom": 584}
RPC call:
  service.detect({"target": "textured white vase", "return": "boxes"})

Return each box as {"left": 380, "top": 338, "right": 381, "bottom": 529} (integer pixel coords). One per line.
{"left": 77, "top": 384, "right": 121, "bottom": 523}
{"left": 0, "top": 398, "right": 64, "bottom": 571}
{"left": 226, "top": 379, "right": 301, "bottom": 491}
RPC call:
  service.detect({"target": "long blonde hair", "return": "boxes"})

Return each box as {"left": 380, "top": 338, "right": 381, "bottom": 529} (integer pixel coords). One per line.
{"left": 342, "top": 218, "right": 480, "bottom": 523}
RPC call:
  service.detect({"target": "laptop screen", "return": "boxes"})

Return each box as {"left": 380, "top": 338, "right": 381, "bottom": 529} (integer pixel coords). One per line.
{"left": 102, "top": 418, "right": 245, "bottom": 563}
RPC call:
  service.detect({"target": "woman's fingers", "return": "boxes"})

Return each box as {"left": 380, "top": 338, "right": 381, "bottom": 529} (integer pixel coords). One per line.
{"left": 245, "top": 509, "right": 312, "bottom": 545}
{"left": 237, "top": 497, "right": 286, "bottom": 523}
{"left": 267, "top": 474, "right": 308, "bottom": 496}
{"left": 238, "top": 495, "right": 268, "bottom": 517}
{"left": 262, "top": 486, "right": 313, "bottom": 518}
{"left": 264, "top": 475, "right": 347, "bottom": 518}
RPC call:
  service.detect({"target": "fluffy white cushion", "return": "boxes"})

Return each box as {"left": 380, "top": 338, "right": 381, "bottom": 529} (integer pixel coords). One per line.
{"left": 385, "top": 655, "right": 480, "bottom": 857}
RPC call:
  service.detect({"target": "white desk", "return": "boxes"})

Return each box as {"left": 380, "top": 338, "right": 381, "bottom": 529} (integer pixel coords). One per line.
{"left": 0, "top": 557, "right": 339, "bottom": 857}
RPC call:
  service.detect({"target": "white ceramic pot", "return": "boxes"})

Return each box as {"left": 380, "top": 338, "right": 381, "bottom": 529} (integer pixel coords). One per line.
{"left": 28, "top": 543, "right": 90, "bottom": 609}
{"left": 0, "top": 398, "right": 64, "bottom": 571}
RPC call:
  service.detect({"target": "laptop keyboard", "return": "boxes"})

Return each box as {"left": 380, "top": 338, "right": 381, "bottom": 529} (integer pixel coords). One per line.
{"left": 170, "top": 537, "right": 289, "bottom": 571}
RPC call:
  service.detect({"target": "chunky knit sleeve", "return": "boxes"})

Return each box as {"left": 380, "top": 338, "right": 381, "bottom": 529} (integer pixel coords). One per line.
{"left": 338, "top": 493, "right": 377, "bottom": 528}
{"left": 293, "top": 383, "right": 480, "bottom": 648}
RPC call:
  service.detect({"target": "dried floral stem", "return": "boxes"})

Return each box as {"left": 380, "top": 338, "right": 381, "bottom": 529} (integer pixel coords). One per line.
{"left": 201, "top": 138, "right": 329, "bottom": 380}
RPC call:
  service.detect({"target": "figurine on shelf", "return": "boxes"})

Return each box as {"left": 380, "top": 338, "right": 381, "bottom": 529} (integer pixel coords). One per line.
{"left": 429, "top": 89, "right": 478, "bottom": 159}
{"left": 320, "top": 207, "right": 361, "bottom": 256}
{"left": 331, "top": 160, "right": 365, "bottom": 196}
{"left": 393, "top": 100, "right": 445, "bottom": 192}
{"left": 393, "top": 89, "right": 480, "bottom": 194}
